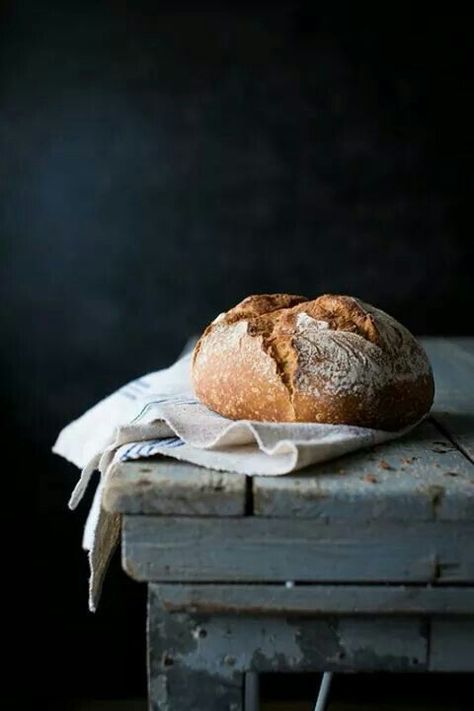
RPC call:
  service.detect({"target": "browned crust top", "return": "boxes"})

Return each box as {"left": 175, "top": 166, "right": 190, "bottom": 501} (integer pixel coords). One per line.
{"left": 192, "top": 293, "right": 434, "bottom": 429}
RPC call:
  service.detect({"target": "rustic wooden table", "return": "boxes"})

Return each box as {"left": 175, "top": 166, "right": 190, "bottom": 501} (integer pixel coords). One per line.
{"left": 103, "top": 338, "right": 474, "bottom": 711}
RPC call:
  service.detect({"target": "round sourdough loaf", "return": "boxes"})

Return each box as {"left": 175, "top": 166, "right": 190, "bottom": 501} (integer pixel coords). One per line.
{"left": 191, "top": 294, "right": 434, "bottom": 430}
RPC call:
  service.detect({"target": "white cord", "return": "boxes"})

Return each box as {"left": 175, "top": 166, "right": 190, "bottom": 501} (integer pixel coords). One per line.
{"left": 314, "top": 671, "right": 334, "bottom": 711}
{"left": 244, "top": 672, "right": 259, "bottom": 711}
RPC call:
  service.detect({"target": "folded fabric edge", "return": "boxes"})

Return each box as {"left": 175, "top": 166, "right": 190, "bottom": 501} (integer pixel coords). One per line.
{"left": 88, "top": 505, "right": 122, "bottom": 612}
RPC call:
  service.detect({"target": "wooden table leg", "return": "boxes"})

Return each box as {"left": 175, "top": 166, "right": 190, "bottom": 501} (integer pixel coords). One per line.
{"left": 147, "top": 587, "right": 244, "bottom": 710}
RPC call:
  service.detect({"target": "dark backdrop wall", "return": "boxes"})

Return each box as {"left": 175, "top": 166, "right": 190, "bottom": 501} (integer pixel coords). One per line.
{"left": 1, "top": 1, "right": 472, "bottom": 702}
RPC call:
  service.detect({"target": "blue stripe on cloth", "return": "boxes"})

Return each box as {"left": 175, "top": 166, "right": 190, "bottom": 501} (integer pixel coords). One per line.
{"left": 120, "top": 436, "right": 184, "bottom": 461}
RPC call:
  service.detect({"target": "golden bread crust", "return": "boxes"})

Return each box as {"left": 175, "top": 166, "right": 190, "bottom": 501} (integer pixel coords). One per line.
{"left": 192, "top": 294, "right": 434, "bottom": 430}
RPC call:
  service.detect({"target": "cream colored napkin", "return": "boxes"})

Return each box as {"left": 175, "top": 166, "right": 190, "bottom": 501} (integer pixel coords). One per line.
{"left": 54, "top": 350, "right": 415, "bottom": 610}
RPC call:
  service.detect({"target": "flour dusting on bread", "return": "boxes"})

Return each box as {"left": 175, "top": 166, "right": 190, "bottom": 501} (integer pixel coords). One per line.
{"left": 192, "top": 293, "right": 434, "bottom": 429}
{"left": 294, "top": 304, "right": 431, "bottom": 401}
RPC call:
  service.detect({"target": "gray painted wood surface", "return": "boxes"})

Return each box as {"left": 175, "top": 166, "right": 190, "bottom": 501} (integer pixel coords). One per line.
{"left": 147, "top": 584, "right": 474, "bottom": 710}
{"left": 103, "top": 458, "right": 246, "bottom": 516}
{"left": 422, "top": 337, "right": 474, "bottom": 461}
{"left": 148, "top": 586, "right": 245, "bottom": 711}
{"left": 152, "top": 584, "right": 474, "bottom": 616}
{"left": 148, "top": 586, "right": 429, "bottom": 711}
{"left": 123, "top": 516, "right": 474, "bottom": 584}
{"left": 148, "top": 588, "right": 429, "bottom": 676}
{"left": 253, "top": 419, "right": 473, "bottom": 520}
{"left": 109, "top": 337, "right": 474, "bottom": 701}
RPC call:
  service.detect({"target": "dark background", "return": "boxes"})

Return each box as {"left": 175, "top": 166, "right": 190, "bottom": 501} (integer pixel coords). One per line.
{"left": 1, "top": 0, "right": 473, "bottom": 703}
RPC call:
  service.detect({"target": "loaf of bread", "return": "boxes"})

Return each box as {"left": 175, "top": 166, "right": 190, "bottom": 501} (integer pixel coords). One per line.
{"left": 191, "top": 294, "right": 434, "bottom": 430}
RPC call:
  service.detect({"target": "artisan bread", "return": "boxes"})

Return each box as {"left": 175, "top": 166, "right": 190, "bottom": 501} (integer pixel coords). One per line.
{"left": 191, "top": 294, "right": 434, "bottom": 430}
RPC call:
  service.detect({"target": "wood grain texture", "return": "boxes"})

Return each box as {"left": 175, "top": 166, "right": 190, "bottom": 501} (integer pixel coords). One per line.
{"left": 123, "top": 516, "right": 474, "bottom": 584}
{"left": 253, "top": 420, "right": 473, "bottom": 520}
{"left": 148, "top": 586, "right": 245, "bottom": 711}
{"left": 422, "top": 337, "right": 474, "bottom": 461}
{"left": 148, "top": 587, "right": 428, "bottom": 685}
{"left": 153, "top": 584, "right": 474, "bottom": 616}
{"left": 103, "top": 458, "right": 246, "bottom": 516}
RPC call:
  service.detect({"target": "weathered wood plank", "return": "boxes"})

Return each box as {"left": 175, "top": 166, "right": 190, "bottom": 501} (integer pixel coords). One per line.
{"left": 429, "top": 619, "right": 474, "bottom": 671}
{"left": 148, "top": 583, "right": 245, "bottom": 711}
{"left": 153, "top": 584, "right": 474, "bottom": 616}
{"left": 422, "top": 337, "right": 474, "bottom": 461}
{"left": 123, "top": 516, "right": 474, "bottom": 584}
{"left": 148, "top": 586, "right": 428, "bottom": 676}
{"left": 103, "top": 458, "right": 247, "bottom": 516}
{"left": 253, "top": 420, "right": 473, "bottom": 520}
{"left": 422, "top": 338, "right": 474, "bottom": 409}
{"left": 449, "top": 337, "right": 474, "bottom": 357}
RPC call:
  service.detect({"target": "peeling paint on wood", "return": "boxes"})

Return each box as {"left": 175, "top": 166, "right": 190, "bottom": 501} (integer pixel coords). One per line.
{"left": 111, "top": 337, "right": 474, "bottom": 707}
{"left": 147, "top": 586, "right": 428, "bottom": 709}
